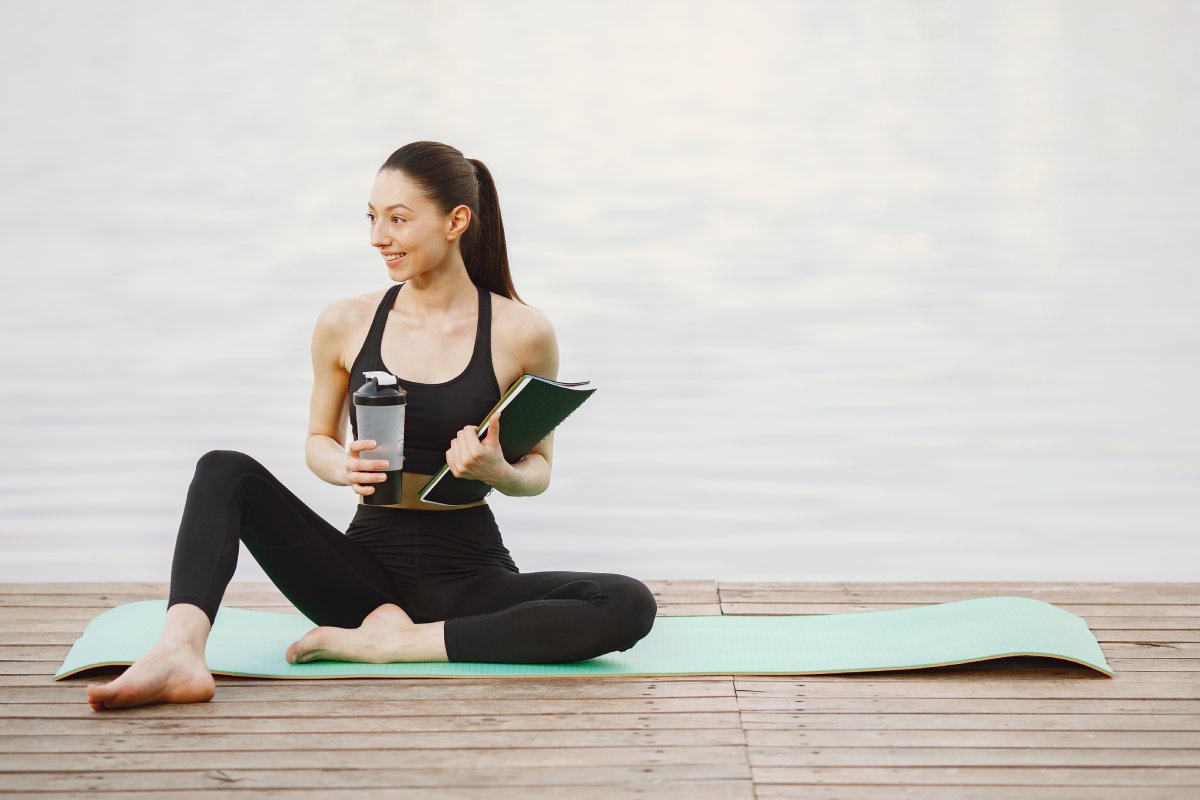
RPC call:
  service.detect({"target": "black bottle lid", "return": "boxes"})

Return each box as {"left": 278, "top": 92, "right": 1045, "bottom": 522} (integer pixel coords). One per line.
{"left": 352, "top": 371, "right": 407, "bottom": 406}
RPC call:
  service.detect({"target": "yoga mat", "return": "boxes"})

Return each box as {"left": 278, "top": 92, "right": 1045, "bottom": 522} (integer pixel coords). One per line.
{"left": 54, "top": 595, "right": 1113, "bottom": 680}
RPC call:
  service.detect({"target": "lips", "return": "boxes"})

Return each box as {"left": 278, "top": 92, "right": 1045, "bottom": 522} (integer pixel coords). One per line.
{"left": 383, "top": 252, "right": 406, "bottom": 264}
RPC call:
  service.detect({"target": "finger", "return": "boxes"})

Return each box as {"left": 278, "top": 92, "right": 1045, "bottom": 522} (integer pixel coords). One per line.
{"left": 355, "top": 457, "right": 388, "bottom": 470}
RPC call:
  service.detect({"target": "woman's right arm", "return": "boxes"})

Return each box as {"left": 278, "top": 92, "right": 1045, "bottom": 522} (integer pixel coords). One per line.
{"left": 305, "top": 301, "right": 354, "bottom": 486}
{"left": 304, "top": 299, "right": 404, "bottom": 495}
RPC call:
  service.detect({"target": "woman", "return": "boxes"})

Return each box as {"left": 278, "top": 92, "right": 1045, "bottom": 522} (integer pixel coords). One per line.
{"left": 86, "top": 141, "right": 658, "bottom": 711}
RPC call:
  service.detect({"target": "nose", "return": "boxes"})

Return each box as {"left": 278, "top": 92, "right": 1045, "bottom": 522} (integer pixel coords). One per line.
{"left": 369, "top": 218, "right": 389, "bottom": 248}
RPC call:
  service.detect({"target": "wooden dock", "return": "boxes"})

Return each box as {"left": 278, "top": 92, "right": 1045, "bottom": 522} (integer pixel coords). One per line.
{"left": 2, "top": 581, "right": 1198, "bottom": 798}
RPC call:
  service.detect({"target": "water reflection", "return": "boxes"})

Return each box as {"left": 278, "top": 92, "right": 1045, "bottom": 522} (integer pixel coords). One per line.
{"left": 1, "top": 0, "right": 1196, "bottom": 582}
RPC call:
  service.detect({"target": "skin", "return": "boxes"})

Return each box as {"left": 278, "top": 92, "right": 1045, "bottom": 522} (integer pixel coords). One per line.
{"left": 86, "top": 167, "right": 560, "bottom": 711}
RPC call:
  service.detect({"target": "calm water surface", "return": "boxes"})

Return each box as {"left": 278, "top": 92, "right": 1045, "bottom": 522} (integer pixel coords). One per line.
{"left": 1, "top": 0, "right": 1197, "bottom": 583}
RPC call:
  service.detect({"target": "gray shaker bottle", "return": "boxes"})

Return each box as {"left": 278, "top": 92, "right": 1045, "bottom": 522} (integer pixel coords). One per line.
{"left": 352, "top": 370, "right": 407, "bottom": 505}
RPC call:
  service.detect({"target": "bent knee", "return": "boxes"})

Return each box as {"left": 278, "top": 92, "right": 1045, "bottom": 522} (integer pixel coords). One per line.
{"left": 196, "top": 449, "right": 261, "bottom": 476}
{"left": 609, "top": 575, "right": 657, "bottom": 646}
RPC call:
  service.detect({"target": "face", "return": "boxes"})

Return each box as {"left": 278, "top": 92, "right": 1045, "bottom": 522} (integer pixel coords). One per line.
{"left": 366, "top": 169, "right": 470, "bottom": 279}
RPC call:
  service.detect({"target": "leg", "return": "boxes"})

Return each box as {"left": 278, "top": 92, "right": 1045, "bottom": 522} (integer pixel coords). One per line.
{"left": 89, "top": 449, "right": 408, "bottom": 710}
{"left": 168, "top": 449, "right": 407, "bottom": 628}
{"left": 437, "top": 570, "right": 658, "bottom": 664}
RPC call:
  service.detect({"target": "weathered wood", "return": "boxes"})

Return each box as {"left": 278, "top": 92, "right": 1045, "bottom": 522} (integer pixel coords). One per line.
{"left": 747, "top": 746, "right": 1200, "bottom": 767}
{"left": 0, "top": 788, "right": 757, "bottom": 800}
{"left": 2, "top": 712, "right": 746, "bottom": 736}
{"left": 6, "top": 678, "right": 736, "bottom": 703}
{"left": 3, "top": 580, "right": 1197, "bottom": 798}
{"left": 746, "top": 729, "right": 1200, "bottom": 748}
{"left": 0, "top": 744, "right": 749, "bottom": 772}
{"left": 751, "top": 766, "right": 1200, "bottom": 786}
{"left": 0, "top": 763, "right": 752, "bottom": 791}
{"left": 738, "top": 713, "right": 1200, "bottom": 731}
{"left": 0, "top": 728, "right": 749, "bottom": 753}
{"left": 716, "top": 582, "right": 1200, "bottom": 602}
{"left": 721, "top": 602, "right": 1200, "bottom": 617}
{"left": 733, "top": 679, "right": 1200, "bottom": 699}
{"left": 756, "top": 787, "right": 1195, "bottom": 799}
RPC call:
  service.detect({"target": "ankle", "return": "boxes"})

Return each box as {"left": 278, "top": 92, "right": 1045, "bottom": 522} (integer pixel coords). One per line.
{"left": 160, "top": 603, "right": 212, "bottom": 650}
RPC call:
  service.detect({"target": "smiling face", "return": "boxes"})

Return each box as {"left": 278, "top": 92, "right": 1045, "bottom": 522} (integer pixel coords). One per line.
{"left": 366, "top": 169, "right": 470, "bottom": 280}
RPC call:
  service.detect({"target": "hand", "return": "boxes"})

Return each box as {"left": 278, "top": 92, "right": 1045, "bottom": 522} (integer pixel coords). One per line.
{"left": 344, "top": 439, "right": 404, "bottom": 498}
{"left": 446, "top": 412, "right": 513, "bottom": 485}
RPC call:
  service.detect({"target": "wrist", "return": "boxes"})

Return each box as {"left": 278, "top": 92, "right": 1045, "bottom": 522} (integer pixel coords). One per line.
{"left": 487, "top": 459, "right": 524, "bottom": 495}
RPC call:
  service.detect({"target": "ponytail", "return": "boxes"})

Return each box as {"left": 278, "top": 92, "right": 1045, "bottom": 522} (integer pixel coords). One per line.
{"left": 378, "top": 142, "right": 524, "bottom": 304}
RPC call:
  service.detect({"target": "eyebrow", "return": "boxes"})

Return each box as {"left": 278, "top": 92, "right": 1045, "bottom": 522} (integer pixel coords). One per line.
{"left": 367, "top": 202, "right": 414, "bottom": 212}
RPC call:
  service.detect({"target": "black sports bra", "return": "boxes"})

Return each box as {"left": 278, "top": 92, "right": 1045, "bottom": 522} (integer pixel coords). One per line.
{"left": 348, "top": 282, "right": 502, "bottom": 475}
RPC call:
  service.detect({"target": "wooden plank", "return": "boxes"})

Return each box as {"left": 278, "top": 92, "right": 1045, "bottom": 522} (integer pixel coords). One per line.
{"left": 716, "top": 582, "right": 1200, "bottom": 603}
{"left": 0, "top": 744, "right": 748, "bottom": 771}
{"left": 720, "top": 603, "right": 1200, "bottom": 617}
{"left": 0, "top": 786, "right": 759, "bottom": 800}
{"left": 13, "top": 696, "right": 1200, "bottom": 720}
{"left": 747, "top": 746, "right": 1200, "bottom": 767}
{"left": 734, "top": 698, "right": 1199, "bottom": 714}
{"left": 2, "top": 712, "right": 745, "bottom": 735}
{"left": 750, "top": 766, "right": 1200, "bottom": 786}
{"left": 0, "top": 763, "right": 753, "bottom": 792}
{"left": 757, "top": 786, "right": 1197, "bottom": 799}
{"left": 733, "top": 679, "right": 1200, "bottom": 699}
{"left": 0, "top": 728, "right": 749, "bottom": 753}
{"left": 1108, "top": 658, "right": 1200, "bottom": 671}
{"left": 5, "top": 695, "right": 740, "bottom": 720}
{"left": 737, "top": 713, "right": 1200, "bottom": 731}
{"left": 11, "top": 728, "right": 1186, "bottom": 755}
{"left": 746, "top": 729, "right": 1200, "bottom": 749}
{"left": 5, "top": 679, "right": 735, "bottom": 703}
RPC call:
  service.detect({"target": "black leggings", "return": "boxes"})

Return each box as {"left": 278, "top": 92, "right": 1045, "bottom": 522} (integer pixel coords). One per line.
{"left": 167, "top": 450, "right": 657, "bottom": 663}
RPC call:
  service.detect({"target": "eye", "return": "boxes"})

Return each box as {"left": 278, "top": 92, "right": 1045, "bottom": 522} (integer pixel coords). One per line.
{"left": 392, "top": 217, "right": 406, "bottom": 224}
{"left": 365, "top": 213, "right": 374, "bottom": 221}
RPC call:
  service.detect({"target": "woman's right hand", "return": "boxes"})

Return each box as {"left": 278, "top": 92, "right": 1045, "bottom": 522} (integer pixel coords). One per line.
{"left": 345, "top": 440, "right": 404, "bottom": 497}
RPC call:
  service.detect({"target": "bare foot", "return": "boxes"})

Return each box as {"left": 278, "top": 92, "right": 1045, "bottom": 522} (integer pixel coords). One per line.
{"left": 286, "top": 603, "right": 417, "bottom": 664}
{"left": 86, "top": 641, "right": 216, "bottom": 711}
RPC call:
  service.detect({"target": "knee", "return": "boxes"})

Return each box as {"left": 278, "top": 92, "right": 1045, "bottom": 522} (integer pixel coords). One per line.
{"left": 610, "top": 575, "right": 657, "bottom": 648}
{"left": 192, "top": 449, "right": 264, "bottom": 490}
{"left": 195, "top": 449, "right": 260, "bottom": 477}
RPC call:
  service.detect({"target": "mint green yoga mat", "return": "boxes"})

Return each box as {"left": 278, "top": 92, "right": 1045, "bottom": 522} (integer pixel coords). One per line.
{"left": 54, "top": 595, "right": 1113, "bottom": 680}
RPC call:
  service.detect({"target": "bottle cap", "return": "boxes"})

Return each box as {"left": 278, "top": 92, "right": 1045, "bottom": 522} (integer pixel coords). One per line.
{"left": 353, "top": 371, "right": 407, "bottom": 406}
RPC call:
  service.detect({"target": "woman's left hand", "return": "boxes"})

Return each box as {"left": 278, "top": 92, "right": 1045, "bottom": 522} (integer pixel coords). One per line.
{"left": 446, "top": 412, "right": 514, "bottom": 485}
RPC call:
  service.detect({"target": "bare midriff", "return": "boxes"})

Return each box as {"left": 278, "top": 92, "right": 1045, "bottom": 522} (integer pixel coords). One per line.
{"left": 356, "top": 470, "right": 488, "bottom": 511}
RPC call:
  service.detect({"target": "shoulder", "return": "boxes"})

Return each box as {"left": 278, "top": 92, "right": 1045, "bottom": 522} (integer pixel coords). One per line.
{"left": 314, "top": 288, "right": 389, "bottom": 335}
{"left": 491, "top": 292, "right": 556, "bottom": 348}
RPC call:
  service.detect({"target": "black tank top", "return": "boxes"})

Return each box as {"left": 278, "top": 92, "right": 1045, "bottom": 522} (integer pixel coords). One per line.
{"left": 348, "top": 282, "right": 502, "bottom": 475}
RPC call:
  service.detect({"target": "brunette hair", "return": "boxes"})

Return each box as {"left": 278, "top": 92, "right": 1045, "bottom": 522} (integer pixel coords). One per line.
{"left": 379, "top": 141, "right": 523, "bottom": 304}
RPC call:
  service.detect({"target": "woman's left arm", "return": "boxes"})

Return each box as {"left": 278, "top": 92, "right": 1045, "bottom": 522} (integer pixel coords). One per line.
{"left": 446, "top": 308, "right": 559, "bottom": 497}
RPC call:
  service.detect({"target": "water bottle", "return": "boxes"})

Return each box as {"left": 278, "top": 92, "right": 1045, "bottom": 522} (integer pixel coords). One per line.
{"left": 352, "top": 370, "right": 407, "bottom": 505}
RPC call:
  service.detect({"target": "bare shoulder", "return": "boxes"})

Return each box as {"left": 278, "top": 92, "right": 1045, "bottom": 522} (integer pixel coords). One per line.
{"left": 492, "top": 293, "right": 556, "bottom": 346}
{"left": 491, "top": 292, "right": 559, "bottom": 377}
{"left": 315, "top": 288, "right": 386, "bottom": 333}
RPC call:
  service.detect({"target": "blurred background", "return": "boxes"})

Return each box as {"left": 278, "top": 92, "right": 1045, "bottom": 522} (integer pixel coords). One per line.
{"left": 1, "top": 0, "right": 1196, "bottom": 584}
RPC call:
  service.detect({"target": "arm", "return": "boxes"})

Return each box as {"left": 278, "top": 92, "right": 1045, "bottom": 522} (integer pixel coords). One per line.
{"left": 304, "top": 300, "right": 353, "bottom": 486}
{"left": 452, "top": 307, "right": 560, "bottom": 497}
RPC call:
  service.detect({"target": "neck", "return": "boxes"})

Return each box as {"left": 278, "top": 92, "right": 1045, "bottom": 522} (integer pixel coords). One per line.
{"left": 399, "top": 259, "right": 476, "bottom": 317}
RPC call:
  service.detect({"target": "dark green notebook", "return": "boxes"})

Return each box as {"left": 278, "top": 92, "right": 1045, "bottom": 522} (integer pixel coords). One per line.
{"left": 418, "top": 375, "right": 596, "bottom": 506}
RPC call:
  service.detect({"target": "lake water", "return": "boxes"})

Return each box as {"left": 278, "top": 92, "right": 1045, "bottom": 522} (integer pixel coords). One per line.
{"left": 1, "top": 0, "right": 1197, "bottom": 584}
